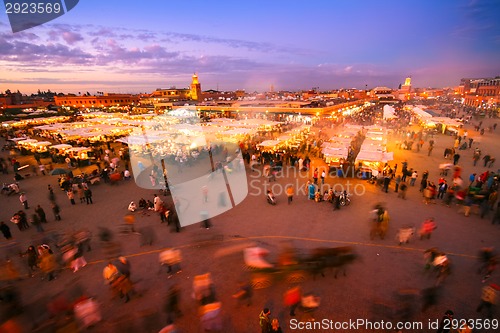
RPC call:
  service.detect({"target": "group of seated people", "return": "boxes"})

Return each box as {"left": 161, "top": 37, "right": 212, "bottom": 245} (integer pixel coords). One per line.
{"left": 1, "top": 182, "right": 20, "bottom": 196}
{"left": 128, "top": 198, "right": 154, "bottom": 212}
{"left": 314, "top": 188, "right": 340, "bottom": 203}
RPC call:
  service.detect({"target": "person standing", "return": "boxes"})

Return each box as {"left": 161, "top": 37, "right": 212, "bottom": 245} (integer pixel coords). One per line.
{"left": 153, "top": 194, "right": 163, "bottom": 212}
{"left": 84, "top": 187, "right": 93, "bottom": 204}
{"left": 159, "top": 204, "right": 168, "bottom": 223}
{"left": 383, "top": 174, "right": 391, "bottom": 193}
{"left": 436, "top": 310, "right": 454, "bottom": 333}
{"left": 18, "top": 211, "right": 29, "bottom": 230}
{"left": 270, "top": 319, "right": 283, "bottom": 333}
{"left": 453, "top": 153, "right": 460, "bottom": 165}
{"left": 77, "top": 185, "right": 85, "bottom": 204}
{"left": 0, "top": 221, "right": 12, "bottom": 240}
{"left": 67, "top": 190, "right": 75, "bottom": 205}
{"left": 394, "top": 175, "right": 401, "bottom": 193}
{"left": 332, "top": 191, "right": 341, "bottom": 210}
{"left": 321, "top": 170, "right": 326, "bottom": 185}
{"left": 428, "top": 143, "right": 434, "bottom": 156}
{"left": 38, "top": 163, "right": 46, "bottom": 176}
{"left": 491, "top": 202, "right": 500, "bottom": 225}
{"left": 19, "top": 192, "right": 29, "bottom": 209}
{"left": 483, "top": 154, "right": 491, "bottom": 167}
{"left": 420, "top": 171, "right": 429, "bottom": 192}
{"left": 259, "top": 308, "right": 272, "bottom": 333}
{"left": 35, "top": 205, "right": 47, "bottom": 223}
{"left": 286, "top": 185, "right": 294, "bottom": 205}
{"left": 52, "top": 202, "right": 61, "bottom": 221}
{"left": 437, "top": 181, "right": 448, "bottom": 199}
{"left": 48, "top": 185, "right": 55, "bottom": 202}
{"left": 313, "top": 168, "right": 318, "bottom": 185}
{"left": 22, "top": 246, "right": 38, "bottom": 277}
{"left": 410, "top": 171, "right": 418, "bottom": 186}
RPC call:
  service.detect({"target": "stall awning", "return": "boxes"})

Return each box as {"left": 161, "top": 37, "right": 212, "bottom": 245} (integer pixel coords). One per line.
{"left": 50, "top": 144, "right": 73, "bottom": 150}
{"left": 34, "top": 141, "right": 53, "bottom": 146}
{"left": 258, "top": 140, "right": 281, "bottom": 147}
{"left": 356, "top": 151, "right": 394, "bottom": 163}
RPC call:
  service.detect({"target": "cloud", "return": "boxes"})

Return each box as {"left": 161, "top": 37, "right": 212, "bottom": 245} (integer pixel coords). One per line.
{"left": 344, "top": 66, "right": 353, "bottom": 73}
{"left": 0, "top": 36, "right": 93, "bottom": 65}
{"left": 88, "top": 27, "right": 117, "bottom": 38}
{"left": 62, "top": 31, "right": 84, "bottom": 44}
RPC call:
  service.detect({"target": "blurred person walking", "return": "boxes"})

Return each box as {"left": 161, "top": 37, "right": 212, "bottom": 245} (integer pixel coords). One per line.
{"left": 0, "top": 221, "right": 12, "bottom": 240}
{"left": 164, "top": 284, "right": 182, "bottom": 321}
{"left": 419, "top": 218, "right": 437, "bottom": 240}
{"left": 232, "top": 281, "right": 252, "bottom": 307}
{"left": 31, "top": 214, "right": 44, "bottom": 233}
{"left": 476, "top": 283, "right": 499, "bottom": 319}
{"left": 284, "top": 286, "right": 301, "bottom": 316}
{"left": 38, "top": 247, "right": 57, "bottom": 281}
{"left": 52, "top": 202, "right": 61, "bottom": 220}
{"left": 35, "top": 205, "right": 47, "bottom": 223}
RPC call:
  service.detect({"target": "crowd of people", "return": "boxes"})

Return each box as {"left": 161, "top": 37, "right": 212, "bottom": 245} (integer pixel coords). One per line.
{"left": 0, "top": 101, "right": 498, "bottom": 331}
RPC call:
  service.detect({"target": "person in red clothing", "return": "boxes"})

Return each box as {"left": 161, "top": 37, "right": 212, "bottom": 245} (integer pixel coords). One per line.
{"left": 419, "top": 218, "right": 437, "bottom": 240}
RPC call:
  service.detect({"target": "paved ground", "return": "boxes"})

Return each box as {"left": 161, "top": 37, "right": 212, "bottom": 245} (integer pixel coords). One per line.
{"left": 0, "top": 115, "right": 499, "bottom": 333}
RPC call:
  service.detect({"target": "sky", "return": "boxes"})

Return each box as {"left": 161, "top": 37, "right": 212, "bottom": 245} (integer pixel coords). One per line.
{"left": 1, "top": 0, "right": 499, "bottom": 95}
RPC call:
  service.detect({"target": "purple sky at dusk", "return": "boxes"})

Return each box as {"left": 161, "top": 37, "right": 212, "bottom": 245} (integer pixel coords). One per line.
{"left": 1, "top": 0, "right": 499, "bottom": 94}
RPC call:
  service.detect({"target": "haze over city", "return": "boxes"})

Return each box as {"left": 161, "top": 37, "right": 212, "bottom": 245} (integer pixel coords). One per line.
{"left": 1, "top": 0, "right": 499, "bottom": 94}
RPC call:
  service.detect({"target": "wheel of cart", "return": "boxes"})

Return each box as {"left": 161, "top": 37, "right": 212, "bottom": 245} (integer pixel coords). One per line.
{"left": 199, "top": 302, "right": 222, "bottom": 332}
{"left": 244, "top": 247, "right": 275, "bottom": 288}
{"left": 285, "top": 270, "right": 306, "bottom": 284}
{"left": 74, "top": 297, "right": 101, "bottom": 329}
{"left": 193, "top": 273, "right": 216, "bottom": 305}
{"left": 251, "top": 272, "right": 273, "bottom": 290}
{"left": 243, "top": 247, "right": 273, "bottom": 269}
{"left": 159, "top": 248, "right": 182, "bottom": 275}
{"left": 298, "top": 293, "right": 320, "bottom": 322}
{"left": 396, "top": 226, "right": 415, "bottom": 245}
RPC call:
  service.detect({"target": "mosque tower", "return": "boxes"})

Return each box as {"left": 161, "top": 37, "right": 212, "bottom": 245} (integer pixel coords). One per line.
{"left": 402, "top": 76, "right": 412, "bottom": 92}
{"left": 190, "top": 73, "right": 202, "bottom": 101}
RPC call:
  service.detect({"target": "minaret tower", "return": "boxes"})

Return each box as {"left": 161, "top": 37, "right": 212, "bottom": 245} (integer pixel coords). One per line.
{"left": 190, "top": 73, "right": 202, "bottom": 101}
{"left": 403, "top": 77, "right": 412, "bottom": 92}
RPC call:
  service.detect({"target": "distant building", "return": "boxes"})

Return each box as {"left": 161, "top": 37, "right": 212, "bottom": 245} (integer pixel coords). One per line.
{"left": 54, "top": 93, "right": 140, "bottom": 108}
{"left": 200, "top": 90, "right": 237, "bottom": 102}
{"left": 151, "top": 73, "right": 203, "bottom": 103}
{"left": 460, "top": 76, "right": 500, "bottom": 108}
{"left": 0, "top": 95, "right": 12, "bottom": 108}
{"left": 371, "top": 87, "right": 397, "bottom": 104}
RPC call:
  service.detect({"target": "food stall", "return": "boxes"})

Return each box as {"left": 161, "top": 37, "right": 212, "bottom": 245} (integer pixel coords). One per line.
{"left": 33, "top": 141, "right": 53, "bottom": 156}
{"left": 355, "top": 150, "right": 394, "bottom": 178}
{"left": 66, "top": 147, "right": 95, "bottom": 166}
{"left": 16, "top": 139, "right": 38, "bottom": 155}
